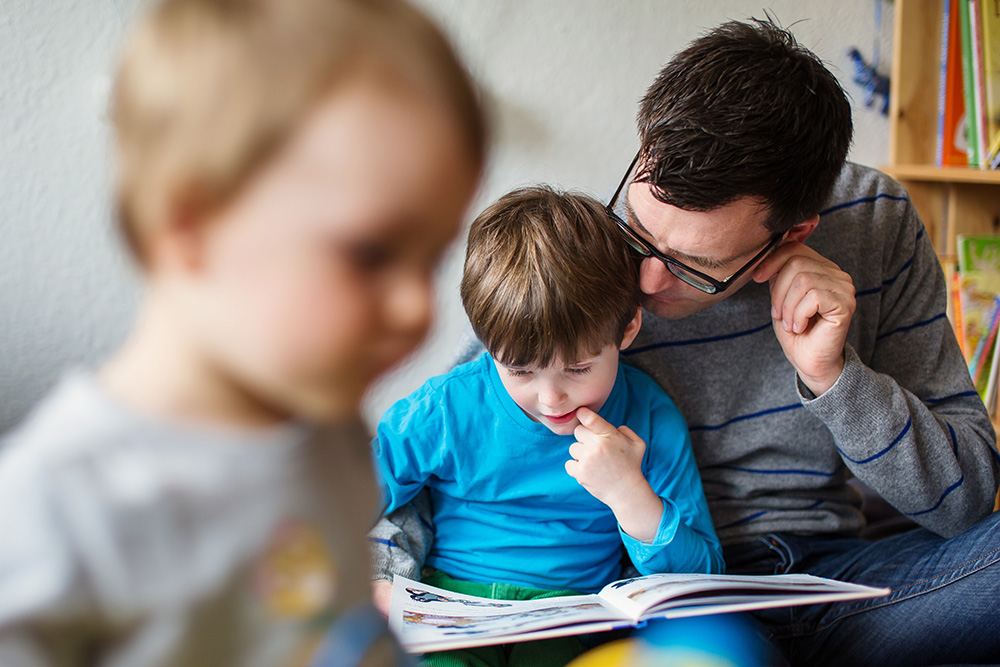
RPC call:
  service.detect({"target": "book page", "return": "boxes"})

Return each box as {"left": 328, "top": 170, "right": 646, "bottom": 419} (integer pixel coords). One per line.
{"left": 389, "top": 576, "right": 623, "bottom": 652}
{"left": 597, "top": 572, "right": 887, "bottom": 620}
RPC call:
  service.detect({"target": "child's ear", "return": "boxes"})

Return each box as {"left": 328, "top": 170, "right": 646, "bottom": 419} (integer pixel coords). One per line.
{"left": 153, "top": 185, "right": 212, "bottom": 272}
{"left": 619, "top": 307, "right": 643, "bottom": 351}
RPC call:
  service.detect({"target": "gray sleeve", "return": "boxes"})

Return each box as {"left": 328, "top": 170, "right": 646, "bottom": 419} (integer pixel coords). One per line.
{"left": 367, "top": 326, "right": 485, "bottom": 581}
{"left": 368, "top": 488, "right": 434, "bottom": 581}
{"left": 801, "top": 199, "right": 999, "bottom": 537}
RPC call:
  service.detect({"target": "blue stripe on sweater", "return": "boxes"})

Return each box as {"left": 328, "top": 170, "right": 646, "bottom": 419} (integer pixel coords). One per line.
{"left": 624, "top": 322, "right": 772, "bottom": 355}
{"left": 855, "top": 227, "right": 923, "bottom": 298}
{"left": 368, "top": 537, "right": 401, "bottom": 549}
{"left": 947, "top": 422, "right": 959, "bottom": 456}
{"left": 716, "top": 500, "right": 825, "bottom": 530}
{"left": 905, "top": 475, "right": 964, "bottom": 516}
{"left": 925, "top": 390, "right": 979, "bottom": 405}
{"left": 717, "top": 510, "right": 769, "bottom": 530}
{"left": 819, "top": 193, "right": 909, "bottom": 216}
{"left": 689, "top": 402, "right": 802, "bottom": 432}
{"left": 876, "top": 312, "right": 948, "bottom": 341}
{"left": 838, "top": 417, "right": 912, "bottom": 464}
{"left": 706, "top": 464, "right": 834, "bottom": 477}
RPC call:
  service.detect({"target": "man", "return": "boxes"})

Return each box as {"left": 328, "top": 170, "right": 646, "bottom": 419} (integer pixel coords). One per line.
{"left": 372, "top": 19, "right": 1000, "bottom": 666}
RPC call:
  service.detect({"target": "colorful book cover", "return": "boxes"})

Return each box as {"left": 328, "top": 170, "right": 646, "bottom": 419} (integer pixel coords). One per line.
{"left": 961, "top": 0, "right": 982, "bottom": 166}
{"left": 957, "top": 235, "right": 1000, "bottom": 390}
{"left": 943, "top": 0, "right": 971, "bottom": 166}
{"left": 982, "top": 0, "right": 1000, "bottom": 162}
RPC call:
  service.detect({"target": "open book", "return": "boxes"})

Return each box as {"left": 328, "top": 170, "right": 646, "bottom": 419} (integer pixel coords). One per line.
{"left": 390, "top": 572, "right": 889, "bottom": 652}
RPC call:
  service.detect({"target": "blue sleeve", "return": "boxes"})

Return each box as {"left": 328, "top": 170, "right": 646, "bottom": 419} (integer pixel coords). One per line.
{"left": 371, "top": 385, "right": 447, "bottom": 517}
{"left": 619, "top": 389, "right": 724, "bottom": 575}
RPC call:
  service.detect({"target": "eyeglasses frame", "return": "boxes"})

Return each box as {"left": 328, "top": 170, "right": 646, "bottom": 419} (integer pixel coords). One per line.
{"left": 605, "top": 152, "right": 783, "bottom": 295}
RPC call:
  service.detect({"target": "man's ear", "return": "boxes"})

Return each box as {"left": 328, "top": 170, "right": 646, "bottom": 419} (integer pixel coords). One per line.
{"left": 784, "top": 215, "right": 820, "bottom": 244}
{"left": 619, "top": 307, "right": 643, "bottom": 351}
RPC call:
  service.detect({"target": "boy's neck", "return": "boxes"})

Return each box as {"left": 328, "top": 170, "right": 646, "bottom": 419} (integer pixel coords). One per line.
{"left": 100, "top": 291, "right": 292, "bottom": 430}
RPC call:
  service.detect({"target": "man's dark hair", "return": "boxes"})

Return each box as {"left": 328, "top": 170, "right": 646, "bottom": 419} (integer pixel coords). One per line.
{"left": 636, "top": 19, "right": 853, "bottom": 233}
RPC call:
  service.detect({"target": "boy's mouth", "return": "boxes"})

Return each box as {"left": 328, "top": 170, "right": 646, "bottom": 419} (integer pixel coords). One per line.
{"left": 544, "top": 409, "right": 578, "bottom": 424}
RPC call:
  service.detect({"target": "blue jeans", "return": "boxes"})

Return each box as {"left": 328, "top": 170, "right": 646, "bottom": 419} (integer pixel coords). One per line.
{"left": 723, "top": 511, "right": 1000, "bottom": 666}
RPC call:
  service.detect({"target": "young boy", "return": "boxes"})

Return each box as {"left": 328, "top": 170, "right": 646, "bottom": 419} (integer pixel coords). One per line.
{"left": 370, "top": 187, "right": 723, "bottom": 665}
{"left": 0, "top": 0, "right": 484, "bottom": 665}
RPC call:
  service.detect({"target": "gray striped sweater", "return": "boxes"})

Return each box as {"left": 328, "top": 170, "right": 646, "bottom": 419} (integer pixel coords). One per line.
{"left": 369, "top": 162, "right": 1000, "bottom": 581}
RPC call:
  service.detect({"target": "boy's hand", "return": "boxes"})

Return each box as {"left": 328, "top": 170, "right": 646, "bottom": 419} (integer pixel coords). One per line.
{"left": 566, "top": 408, "right": 663, "bottom": 541}
{"left": 752, "top": 240, "right": 855, "bottom": 396}
{"left": 372, "top": 579, "right": 393, "bottom": 618}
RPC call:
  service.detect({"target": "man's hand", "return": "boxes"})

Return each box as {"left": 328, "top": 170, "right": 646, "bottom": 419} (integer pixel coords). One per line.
{"left": 372, "top": 579, "right": 393, "bottom": 618}
{"left": 753, "top": 240, "right": 856, "bottom": 396}
{"left": 566, "top": 408, "right": 663, "bottom": 541}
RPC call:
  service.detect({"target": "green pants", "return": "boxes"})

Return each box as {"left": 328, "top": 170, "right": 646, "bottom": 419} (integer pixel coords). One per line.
{"left": 419, "top": 570, "right": 588, "bottom": 667}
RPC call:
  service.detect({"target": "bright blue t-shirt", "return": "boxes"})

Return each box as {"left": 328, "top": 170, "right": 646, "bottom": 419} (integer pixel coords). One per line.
{"left": 372, "top": 353, "right": 723, "bottom": 593}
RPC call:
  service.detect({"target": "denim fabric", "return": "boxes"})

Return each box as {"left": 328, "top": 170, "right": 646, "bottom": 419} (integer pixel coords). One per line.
{"left": 723, "top": 511, "right": 1000, "bottom": 666}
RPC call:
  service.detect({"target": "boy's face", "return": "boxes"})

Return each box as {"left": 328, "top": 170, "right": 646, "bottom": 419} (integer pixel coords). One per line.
{"left": 492, "top": 310, "right": 642, "bottom": 436}
{"left": 494, "top": 345, "right": 623, "bottom": 436}
{"left": 172, "top": 79, "right": 479, "bottom": 422}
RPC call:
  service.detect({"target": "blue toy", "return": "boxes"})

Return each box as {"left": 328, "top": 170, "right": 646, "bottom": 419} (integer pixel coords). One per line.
{"left": 847, "top": 47, "right": 890, "bottom": 116}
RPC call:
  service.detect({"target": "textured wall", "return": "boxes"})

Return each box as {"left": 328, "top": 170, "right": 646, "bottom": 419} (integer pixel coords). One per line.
{"left": 0, "top": 0, "right": 894, "bottom": 433}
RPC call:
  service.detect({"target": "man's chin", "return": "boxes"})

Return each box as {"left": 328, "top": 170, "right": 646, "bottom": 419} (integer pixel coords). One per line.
{"left": 641, "top": 294, "right": 711, "bottom": 319}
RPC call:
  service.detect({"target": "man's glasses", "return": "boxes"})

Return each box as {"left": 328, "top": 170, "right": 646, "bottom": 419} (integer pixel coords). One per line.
{"left": 606, "top": 152, "right": 782, "bottom": 295}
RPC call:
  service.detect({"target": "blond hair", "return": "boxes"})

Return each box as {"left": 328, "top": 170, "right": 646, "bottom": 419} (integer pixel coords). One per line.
{"left": 112, "top": 0, "right": 485, "bottom": 261}
{"left": 460, "top": 187, "right": 640, "bottom": 367}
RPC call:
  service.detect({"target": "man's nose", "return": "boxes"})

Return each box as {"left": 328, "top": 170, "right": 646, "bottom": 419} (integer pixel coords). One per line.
{"left": 639, "top": 257, "right": 681, "bottom": 294}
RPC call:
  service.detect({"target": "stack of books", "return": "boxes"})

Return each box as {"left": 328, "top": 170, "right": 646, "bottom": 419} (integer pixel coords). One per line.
{"left": 952, "top": 234, "right": 1000, "bottom": 415}
{"left": 937, "top": 0, "right": 1000, "bottom": 169}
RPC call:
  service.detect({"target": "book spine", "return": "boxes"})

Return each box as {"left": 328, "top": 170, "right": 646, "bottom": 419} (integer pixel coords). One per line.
{"left": 982, "top": 0, "right": 1000, "bottom": 165}
{"left": 961, "top": 0, "right": 982, "bottom": 166}
{"left": 952, "top": 269, "right": 968, "bottom": 359}
{"left": 938, "top": 0, "right": 953, "bottom": 166}
{"left": 971, "top": 0, "right": 990, "bottom": 168}
{"left": 945, "top": 0, "right": 971, "bottom": 165}
{"left": 984, "top": 308, "right": 1000, "bottom": 412}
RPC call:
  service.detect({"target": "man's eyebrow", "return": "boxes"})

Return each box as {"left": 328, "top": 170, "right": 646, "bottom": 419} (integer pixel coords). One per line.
{"left": 624, "top": 198, "right": 735, "bottom": 270}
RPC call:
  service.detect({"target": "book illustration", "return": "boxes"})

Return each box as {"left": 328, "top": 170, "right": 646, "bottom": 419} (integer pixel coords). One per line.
{"left": 404, "top": 587, "right": 513, "bottom": 608}
{"left": 389, "top": 573, "right": 889, "bottom": 653}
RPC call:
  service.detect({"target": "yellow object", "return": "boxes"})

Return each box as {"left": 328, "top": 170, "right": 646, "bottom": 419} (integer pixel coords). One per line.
{"left": 567, "top": 639, "right": 637, "bottom": 666}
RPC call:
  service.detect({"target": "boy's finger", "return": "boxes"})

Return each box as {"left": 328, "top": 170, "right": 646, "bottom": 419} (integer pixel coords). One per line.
{"left": 576, "top": 407, "right": 616, "bottom": 435}
{"left": 618, "top": 424, "right": 644, "bottom": 445}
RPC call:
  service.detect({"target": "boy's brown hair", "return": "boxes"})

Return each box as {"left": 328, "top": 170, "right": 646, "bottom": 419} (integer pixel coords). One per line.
{"left": 461, "top": 186, "right": 640, "bottom": 368}
{"left": 112, "top": 0, "right": 485, "bottom": 262}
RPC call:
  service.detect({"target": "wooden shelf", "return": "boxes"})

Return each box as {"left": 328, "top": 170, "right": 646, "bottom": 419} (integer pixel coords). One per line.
{"left": 882, "top": 164, "right": 1000, "bottom": 185}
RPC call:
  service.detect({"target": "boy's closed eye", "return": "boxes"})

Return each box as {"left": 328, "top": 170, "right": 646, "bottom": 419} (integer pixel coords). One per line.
{"left": 501, "top": 365, "right": 594, "bottom": 377}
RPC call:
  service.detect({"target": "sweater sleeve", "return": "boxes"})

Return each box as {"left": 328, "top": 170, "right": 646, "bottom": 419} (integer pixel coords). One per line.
{"left": 620, "top": 391, "right": 724, "bottom": 575}
{"left": 368, "top": 385, "right": 448, "bottom": 582}
{"left": 367, "top": 489, "right": 434, "bottom": 582}
{"left": 801, "top": 196, "right": 999, "bottom": 537}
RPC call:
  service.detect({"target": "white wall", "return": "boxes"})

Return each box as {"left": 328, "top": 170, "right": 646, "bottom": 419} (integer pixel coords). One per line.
{"left": 0, "top": 0, "right": 894, "bottom": 433}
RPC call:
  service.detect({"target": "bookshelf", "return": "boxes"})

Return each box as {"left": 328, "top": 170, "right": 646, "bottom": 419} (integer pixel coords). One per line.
{"left": 884, "top": 0, "right": 1000, "bottom": 260}
{"left": 885, "top": 1, "right": 1000, "bottom": 503}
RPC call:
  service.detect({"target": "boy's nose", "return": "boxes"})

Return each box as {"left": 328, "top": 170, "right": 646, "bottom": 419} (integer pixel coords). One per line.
{"left": 539, "top": 384, "right": 568, "bottom": 410}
